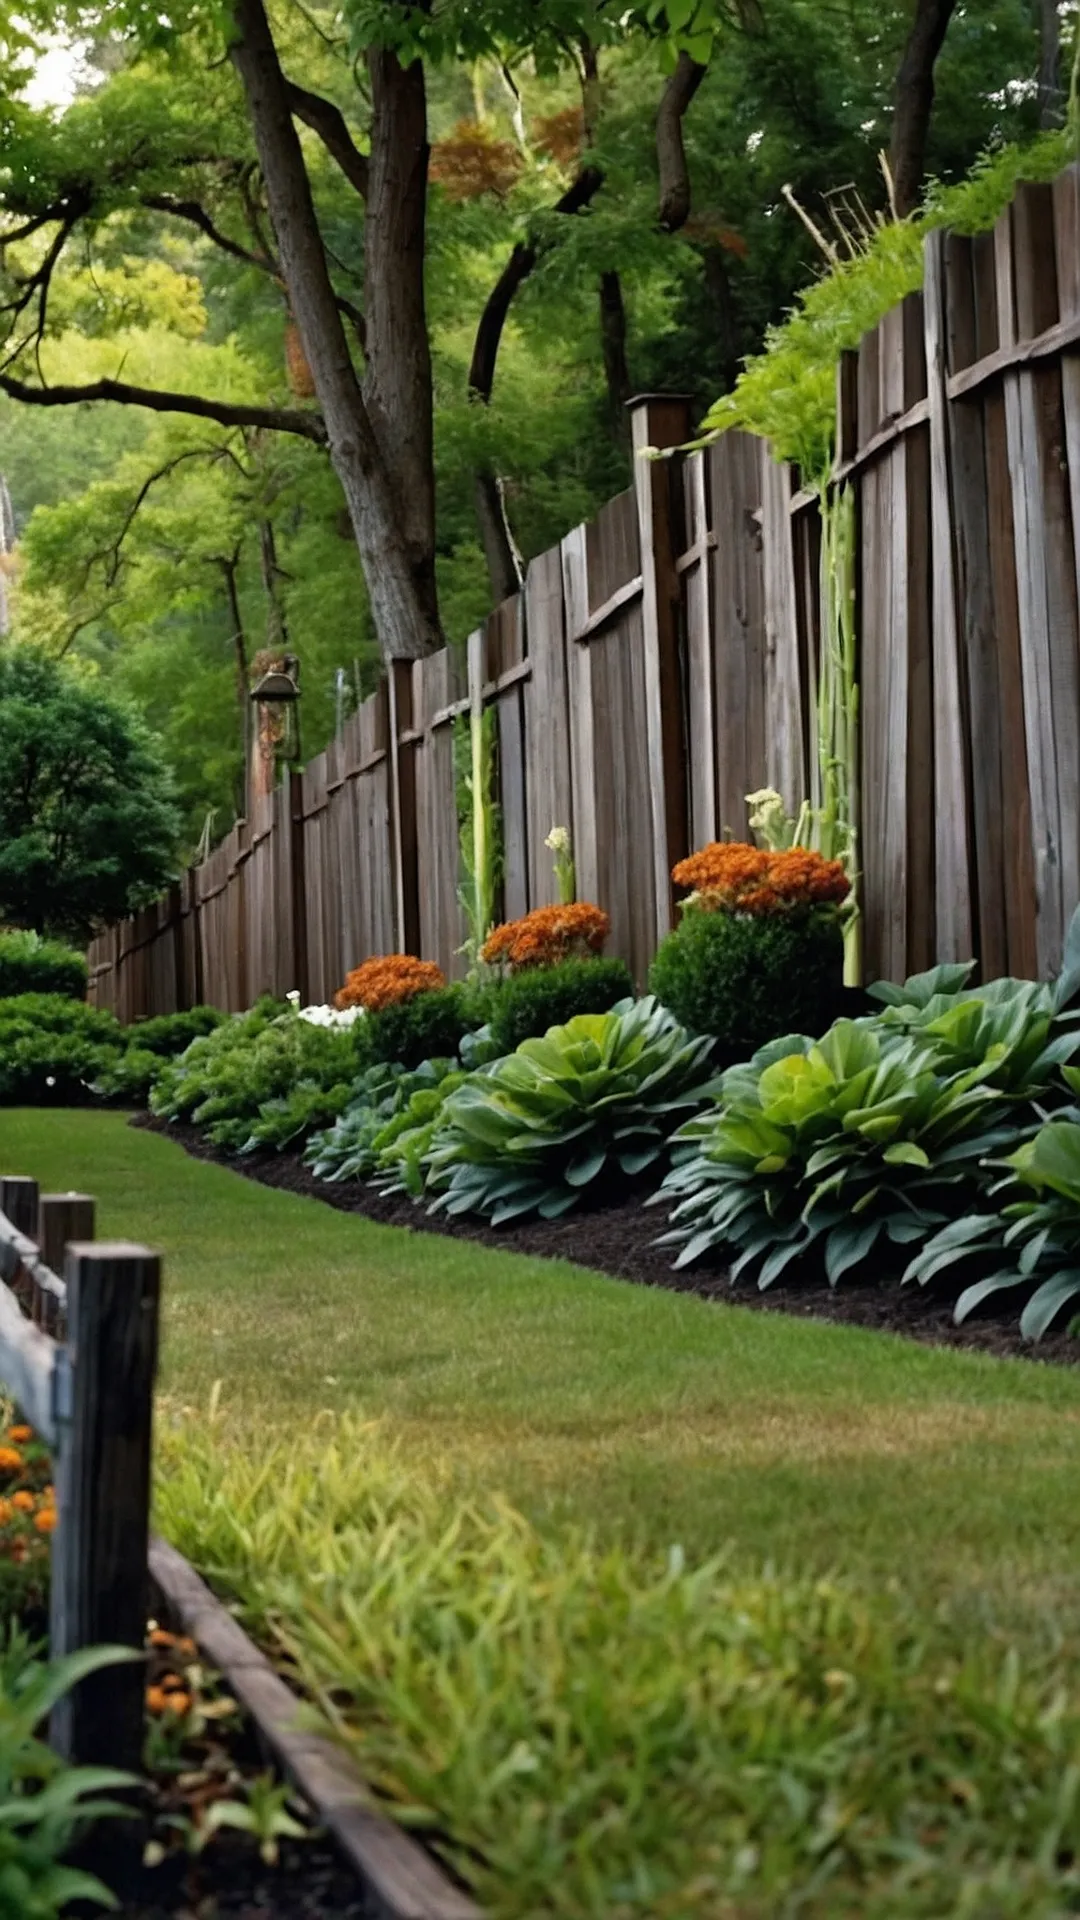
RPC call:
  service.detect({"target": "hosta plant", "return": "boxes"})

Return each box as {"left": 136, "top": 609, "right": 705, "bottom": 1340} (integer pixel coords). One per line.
{"left": 422, "top": 997, "right": 717, "bottom": 1224}
{"left": 656, "top": 1020, "right": 1020, "bottom": 1285}
{"left": 904, "top": 1109, "right": 1080, "bottom": 1340}
{"left": 305, "top": 1060, "right": 460, "bottom": 1184}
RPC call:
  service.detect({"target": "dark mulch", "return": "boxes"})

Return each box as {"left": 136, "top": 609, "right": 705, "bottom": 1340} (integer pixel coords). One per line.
{"left": 135, "top": 1116, "right": 1080, "bottom": 1369}
{"left": 110, "top": 1834, "right": 371, "bottom": 1919}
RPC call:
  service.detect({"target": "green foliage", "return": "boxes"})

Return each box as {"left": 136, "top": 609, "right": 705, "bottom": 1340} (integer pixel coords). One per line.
{"left": 649, "top": 906, "right": 843, "bottom": 1056}
{"left": 485, "top": 957, "right": 633, "bottom": 1055}
{"left": 0, "top": 1631, "right": 138, "bottom": 1917}
{"left": 454, "top": 708, "right": 502, "bottom": 969}
{"left": 366, "top": 984, "right": 486, "bottom": 1070}
{"left": 149, "top": 1000, "right": 367, "bottom": 1151}
{"left": 157, "top": 1411, "right": 1080, "bottom": 1920}
{"left": 706, "top": 130, "right": 1074, "bottom": 476}
{"left": 306, "top": 1060, "right": 454, "bottom": 1182}
{"left": 0, "top": 649, "right": 181, "bottom": 940}
{"left": 658, "top": 949, "right": 1080, "bottom": 1285}
{"left": 124, "top": 1006, "right": 226, "bottom": 1056}
{"left": 424, "top": 996, "right": 716, "bottom": 1223}
{"left": 905, "top": 1113, "right": 1080, "bottom": 1340}
{"left": 0, "top": 995, "right": 124, "bottom": 1105}
{"left": 0, "top": 933, "right": 87, "bottom": 1002}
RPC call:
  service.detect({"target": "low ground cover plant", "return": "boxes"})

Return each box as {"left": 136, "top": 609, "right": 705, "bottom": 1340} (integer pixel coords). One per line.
{"left": 305, "top": 1058, "right": 464, "bottom": 1186}
{"left": 157, "top": 1411, "right": 1080, "bottom": 1920}
{"left": 651, "top": 843, "right": 848, "bottom": 1053}
{"left": 150, "top": 997, "right": 367, "bottom": 1152}
{"left": 0, "top": 933, "right": 87, "bottom": 1002}
{"left": 421, "top": 996, "right": 717, "bottom": 1223}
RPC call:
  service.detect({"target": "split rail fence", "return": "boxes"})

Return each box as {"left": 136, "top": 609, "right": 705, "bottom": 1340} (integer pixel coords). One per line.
{"left": 0, "top": 1176, "right": 158, "bottom": 1772}
{"left": 89, "top": 165, "right": 1080, "bottom": 1017}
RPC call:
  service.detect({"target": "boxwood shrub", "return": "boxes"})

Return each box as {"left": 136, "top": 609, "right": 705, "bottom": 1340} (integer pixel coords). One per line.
{"left": 365, "top": 984, "right": 485, "bottom": 1070}
{"left": 0, "top": 931, "right": 88, "bottom": 1001}
{"left": 649, "top": 908, "right": 842, "bottom": 1056}
{"left": 486, "top": 958, "right": 634, "bottom": 1055}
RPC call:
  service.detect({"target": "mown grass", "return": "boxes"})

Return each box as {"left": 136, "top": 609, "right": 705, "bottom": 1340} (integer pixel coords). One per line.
{"left": 7, "top": 1110, "right": 1080, "bottom": 1913}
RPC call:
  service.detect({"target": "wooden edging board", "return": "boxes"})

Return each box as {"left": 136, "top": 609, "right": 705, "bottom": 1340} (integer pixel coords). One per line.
{"left": 148, "top": 1536, "right": 482, "bottom": 1920}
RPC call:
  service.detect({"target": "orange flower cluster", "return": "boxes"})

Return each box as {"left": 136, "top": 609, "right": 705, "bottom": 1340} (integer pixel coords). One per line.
{"left": 672, "top": 843, "right": 849, "bottom": 917}
{"left": 145, "top": 1625, "right": 200, "bottom": 1721}
{"left": 481, "top": 903, "right": 610, "bottom": 972}
{"left": 0, "top": 1421, "right": 55, "bottom": 1570}
{"left": 335, "top": 954, "right": 446, "bottom": 1012}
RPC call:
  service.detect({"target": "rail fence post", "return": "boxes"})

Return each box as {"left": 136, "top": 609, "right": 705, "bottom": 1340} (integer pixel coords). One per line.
{"left": 36, "top": 1195, "right": 94, "bottom": 1334}
{"left": 0, "top": 1177, "right": 39, "bottom": 1238}
{"left": 49, "top": 1242, "right": 161, "bottom": 1771}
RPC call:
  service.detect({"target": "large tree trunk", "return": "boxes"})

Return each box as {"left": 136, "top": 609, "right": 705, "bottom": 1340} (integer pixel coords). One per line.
{"left": 229, "top": 0, "right": 443, "bottom": 662}
{"left": 889, "top": 0, "right": 959, "bottom": 219}
{"left": 599, "top": 270, "right": 632, "bottom": 447}
{"left": 363, "top": 43, "right": 441, "bottom": 642}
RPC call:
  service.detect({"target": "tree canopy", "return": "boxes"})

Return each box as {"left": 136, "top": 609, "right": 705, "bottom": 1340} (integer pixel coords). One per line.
{"left": 0, "top": 0, "right": 1067, "bottom": 842}
{"left": 0, "top": 650, "right": 181, "bottom": 939}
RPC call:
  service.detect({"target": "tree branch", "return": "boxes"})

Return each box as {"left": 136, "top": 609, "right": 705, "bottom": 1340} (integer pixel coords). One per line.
{"left": 656, "top": 52, "right": 708, "bottom": 233}
{"left": 140, "top": 193, "right": 278, "bottom": 274}
{"left": 285, "top": 80, "right": 369, "bottom": 198}
{"left": 0, "top": 373, "right": 327, "bottom": 441}
{"left": 468, "top": 165, "right": 604, "bottom": 402}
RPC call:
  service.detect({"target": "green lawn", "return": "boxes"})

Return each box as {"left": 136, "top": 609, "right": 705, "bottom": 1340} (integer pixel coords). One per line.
{"left": 4, "top": 1108, "right": 1080, "bottom": 1625}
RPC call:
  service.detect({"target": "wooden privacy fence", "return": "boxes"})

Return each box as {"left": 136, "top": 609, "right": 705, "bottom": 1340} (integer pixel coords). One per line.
{"left": 89, "top": 164, "right": 1080, "bottom": 1018}
{"left": 0, "top": 1175, "right": 159, "bottom": 1771}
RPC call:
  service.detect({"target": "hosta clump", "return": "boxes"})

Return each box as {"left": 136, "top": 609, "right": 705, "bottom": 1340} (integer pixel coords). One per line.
{"left": 905, "top": 1106, "right": 1080, "bottom": 1339}
{"left": 422, "top": 997, "right": 717, "bottom": 1225}
{"left": 151, "top": 998, "right": 367, "bottom": 1151}
{"left": 305, "top": 1059, "right": 461, "bottom": 1184}
{"left": 656, "top": 1020, "right": 1021, "bottom": 1286}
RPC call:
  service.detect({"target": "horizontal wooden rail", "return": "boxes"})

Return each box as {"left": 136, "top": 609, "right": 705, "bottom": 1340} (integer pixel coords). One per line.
{"left": 947, "top": 309, "right": 1080, "bottom": 401}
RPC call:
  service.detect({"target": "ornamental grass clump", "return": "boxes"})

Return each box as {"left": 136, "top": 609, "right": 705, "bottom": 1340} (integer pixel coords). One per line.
{"left": 420, "top": 995, "right": 717, "bottom": 1224}
{"left": 335, "top": 954, "right": 446, "bottom": 1012}
{"left": 651, "top": 842, "right": 847, "bottom": 1053}
{"left": 481, "top": 903, "right": 609, "bottom": 973}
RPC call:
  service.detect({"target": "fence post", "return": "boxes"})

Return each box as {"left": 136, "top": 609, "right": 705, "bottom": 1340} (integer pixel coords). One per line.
{"left": 36, "top": 1195, "right": 94, "bottom": 1333}
{"left": 50, "top": 1242, "right": 161, "bottom": 1771}
{"left": 0, "top": 1178, "right": 39, "bottom": 1238}
{"left": 628, "top": 394, "right": 693, "bottom": 945}
{"left": 288, "top": 768, "right": 310, "bottom": 1006}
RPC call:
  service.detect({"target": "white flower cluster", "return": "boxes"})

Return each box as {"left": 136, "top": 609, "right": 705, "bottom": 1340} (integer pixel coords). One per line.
{"left": 285, "top": 990, "right": 365, "bottom": 1031}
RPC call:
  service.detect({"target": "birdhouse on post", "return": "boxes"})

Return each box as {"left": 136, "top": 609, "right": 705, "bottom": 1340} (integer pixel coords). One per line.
{"left": 249, "top": 652, "right": 300, "bottom": 805}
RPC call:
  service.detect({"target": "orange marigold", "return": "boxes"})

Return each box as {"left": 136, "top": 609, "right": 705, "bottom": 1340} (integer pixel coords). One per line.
{"left": 673, "top": 843, "right": 848, "bottom": 917}
{"left": 7, "top": 1426, "right": 32, "bottom": 1445}
{"left": 11, "top": 1492, "right": 34, "bottom": 1514}
{"left": 33, "top": 1507, "right": 56, "bottom": 1535}
{"left": 0, "top": 1448, "right": 23, "bottom": 1474}
{"left": 481, "top": 903, "right": 610, "bottom": 972}
{"left": 335, "top": 954, "right": 446, "bottom": 1012}
{"left": 0, "top": 1500, "right": 13, "bottom": 1528}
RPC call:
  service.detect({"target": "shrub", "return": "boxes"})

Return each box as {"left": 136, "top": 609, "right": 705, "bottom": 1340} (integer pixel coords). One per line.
{"left": 150, "top": 999, "right": 365, "bottom": 1151}
{"left": 125, "top": 1006, "right": 226, "bottom": 1056}
{"left": 650, "top": 905, "right": 843, "bottom": 1054}
{"left": 366, "top": 983, "right": 484, "bottom": 1070}
{"left": 481, "top": 903, "right": 609, "bottom": 972}
{"left": 423, "top": 996, "right": 716, "bottom": 1224}
{"left": 335, "top": 955, "right": 445, "bottom": 1011}
{"left": 0, "top": 996, "right": 124, "bottom": 1105}
{"left": 0, "top": 932, "right": 87, "bottom": 1002}
{"left": 486, "top": 957, "right": 634, "bottom": 1055}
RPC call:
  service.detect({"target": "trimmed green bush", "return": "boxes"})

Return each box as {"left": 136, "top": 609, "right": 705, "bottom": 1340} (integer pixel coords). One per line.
{"left": 365, "top": 984, "right": 485, "bottom": 1070}
{"left": 125, "top": 1006, "right": 225, "bottom": 1056}
{"left": 0, "top": 932, "right": 87, "bottom": 1002}
{"left": 649, "top": 908, "right": 842, "bottom": 1056}
{"left": 0, "top": 995, "right": 123, "bottom": 1105}
{"left": 486, "top": 958, "right": 633, "bottom": 1056}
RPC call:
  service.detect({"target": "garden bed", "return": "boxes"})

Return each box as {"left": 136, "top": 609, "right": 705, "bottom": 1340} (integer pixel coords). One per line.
{"left": 135, "top": 1117, "right": 1080, "bottom": 1369}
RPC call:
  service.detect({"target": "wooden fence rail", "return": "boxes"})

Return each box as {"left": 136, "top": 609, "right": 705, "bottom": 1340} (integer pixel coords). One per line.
{"left": 88, "top": 163, "right": 1080, "bottom": 1016}
{"left": 0, "top": 1179, "right": 158, "bottom": 1771}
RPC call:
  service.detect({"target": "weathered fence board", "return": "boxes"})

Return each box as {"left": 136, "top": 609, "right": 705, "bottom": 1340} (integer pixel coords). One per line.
{"left": 87, "top": 169, "right": 1080, "bottom": 1013}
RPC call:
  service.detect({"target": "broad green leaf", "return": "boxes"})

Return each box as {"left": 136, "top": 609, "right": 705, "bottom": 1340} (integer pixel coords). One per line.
{"left": 1019, "top": 1268, "right": 1080, "bottom": 1340}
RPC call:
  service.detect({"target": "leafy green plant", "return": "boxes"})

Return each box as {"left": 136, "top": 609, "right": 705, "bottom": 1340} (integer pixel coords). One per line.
{"left": 365, "top": 984, "right": 486, "bottom": 1070}
{"left": 150, "top": 999, "right": 366, "bottom": 1152}
{"left": 649, "top": 906, "right": 843, "bottom": 1057}
{"left": 124, "top": 1007, "right": 226, "bottom": 1057}
{"left": 370, "top": 1067, "right": 468, "bottom": 1197}
{"left": 304, "top": 1062, "right": 414, "bottom": 1181}
{"left": 423, "top": 997, "right": 716, "bottom": 1224}
{"left": 191, "top": 1775, "right": 307, "bottom": 1867}
{"left": 0, "top": 1633, "right": 138, "bottom": 1917}
{"left": 454, "top": 706, "right": 501, "bottom": 969}
{"left": 904, "top": 1113, "right": 1080, "bottom": 1340}
{"left": 0, "top": 995, "right": 124, "bottom": 1105}
{"left": 0, "top": 933, "right": 87, "bottom": 1002}
{"left": 485, "top": 957, "right": 633, "bottom": 1056}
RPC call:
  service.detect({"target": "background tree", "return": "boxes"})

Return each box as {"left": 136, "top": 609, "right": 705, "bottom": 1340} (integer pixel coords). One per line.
{"left": 0, "top": 649, "right": 181, "bottom": 940}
